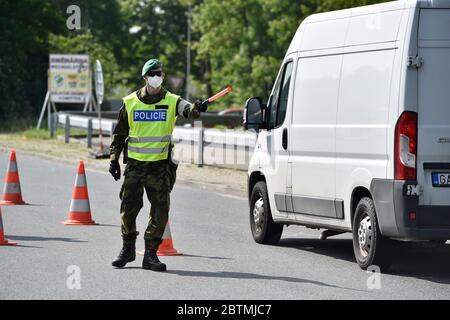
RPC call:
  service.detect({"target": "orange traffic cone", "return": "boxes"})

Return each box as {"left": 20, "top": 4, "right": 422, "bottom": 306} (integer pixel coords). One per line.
{"left": 63, "top": 161, "right": 97, "bottom": 226}
{"left": 1, "top": 150, "right": 26, "bottom": 205}
{"left": 138, "top": 221, "right": 182, "bottom": 256}
{"left": 0, "top": 207, "right": 17, "bottom": 246}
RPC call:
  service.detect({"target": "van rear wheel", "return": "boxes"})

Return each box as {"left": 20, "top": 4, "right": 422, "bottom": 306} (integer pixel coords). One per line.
{"left": 352, "top": 197, "right": 393, "bottom": 272}
{"left": 250, "top": 182, "right": 283, "bottom": 245}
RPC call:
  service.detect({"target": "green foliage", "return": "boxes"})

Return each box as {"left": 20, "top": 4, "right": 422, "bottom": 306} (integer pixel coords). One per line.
{"left": 193, "top": 0, "right": 272, "bottom": 107}
{"left": 317, "top": 0, "right": 391, "bottom": 12}
{"left": 0, "top": 0, "right": 65, "bottom": 122}
{"left": 192, "top": 0, "right": 310, "bottom": 107}
{"left": 9, "top": 127, "right": 85, "bottom": 139}
{"left": 21, "top": 128, "right": 55, "bottom": 140}
{"left": 1, "top": 0, "right": 393, "bottom": 128}
{"left": 120, "top": 0, "right": 191, "bottom": 93}
{"left": 0, "top": 116, "right": 38, "bottom": 134}
{"left": 49, "top": 0, "right": 129, "bottom": 61}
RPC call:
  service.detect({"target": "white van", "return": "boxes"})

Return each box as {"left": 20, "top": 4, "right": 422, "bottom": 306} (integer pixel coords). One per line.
{"left": 244, "top": 0, "right": 450, "bottom": 271}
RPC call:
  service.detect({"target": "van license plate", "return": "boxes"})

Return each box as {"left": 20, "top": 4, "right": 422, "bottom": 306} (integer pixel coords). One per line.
{"left": 432, "top": 172, "right": 450, "bottom": 187}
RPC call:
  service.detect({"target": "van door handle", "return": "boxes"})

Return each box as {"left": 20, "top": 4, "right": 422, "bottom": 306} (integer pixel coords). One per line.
{"left": 282, "top": 128, "right": 288, "bottom": 150}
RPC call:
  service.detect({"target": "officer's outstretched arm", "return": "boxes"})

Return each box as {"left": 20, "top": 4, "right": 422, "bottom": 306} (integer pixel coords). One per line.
{"left": 177, "top": 98, "right": 202, "bottom": 120}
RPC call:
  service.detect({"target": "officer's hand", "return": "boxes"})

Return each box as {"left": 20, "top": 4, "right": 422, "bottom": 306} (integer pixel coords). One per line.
{"left": 186, "top": 101, "right": 200, "bottom": 119}
{"left": 109, "top": 160, "right": 121, "bottom": 181}
{"left": 194, "top": 99, "right": 208, "bottom": 113}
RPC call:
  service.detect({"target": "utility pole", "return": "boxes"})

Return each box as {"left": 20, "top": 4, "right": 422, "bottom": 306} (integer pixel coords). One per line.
{"left": 186, "top": 4, "right": 192, "bottom": 101}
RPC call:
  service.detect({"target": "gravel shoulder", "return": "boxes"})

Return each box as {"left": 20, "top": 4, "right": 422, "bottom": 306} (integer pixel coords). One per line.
{"left": 0, "top": 133, "right": 247, "bottom": 198}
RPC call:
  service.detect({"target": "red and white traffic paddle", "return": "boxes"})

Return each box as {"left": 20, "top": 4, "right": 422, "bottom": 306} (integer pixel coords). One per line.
{"left": 199, "top": 86, "right": 233, "bottom": 111}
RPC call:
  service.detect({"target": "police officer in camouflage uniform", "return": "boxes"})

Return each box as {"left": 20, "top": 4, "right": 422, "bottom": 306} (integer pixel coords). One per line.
{"left": 109, "top": 59, "right": 202, "bottom": 271}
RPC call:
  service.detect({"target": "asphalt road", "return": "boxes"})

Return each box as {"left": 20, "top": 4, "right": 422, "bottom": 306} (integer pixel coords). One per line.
{"left": 1, "top": 150, "right": 450, "bottom": 300}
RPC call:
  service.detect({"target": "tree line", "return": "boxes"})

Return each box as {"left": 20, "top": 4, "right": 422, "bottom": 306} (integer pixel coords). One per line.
{"left": 0, "top": 0, "right": 389, "bottom": 124}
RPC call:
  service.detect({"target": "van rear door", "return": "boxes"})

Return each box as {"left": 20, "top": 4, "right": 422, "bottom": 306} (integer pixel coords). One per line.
{"left": 417, "top": 9, "right": 450, "bottom": 206}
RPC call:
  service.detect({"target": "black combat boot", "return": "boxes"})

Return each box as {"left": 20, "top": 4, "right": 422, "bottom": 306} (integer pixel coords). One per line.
{"left": 112, "top": 243, "right": 136, "bottom": 268}
{"left": 142, "top": 249, "right": 167, "bottom": 272}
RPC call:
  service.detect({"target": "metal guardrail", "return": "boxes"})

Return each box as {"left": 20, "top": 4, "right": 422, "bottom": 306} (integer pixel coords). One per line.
{"left": 64, "top": 110, "right": 244, "bottom": 127}
{"left": 58, "top": 113, "right": 117, "bottom": 147}
{"left": 172, "top": 124, "right": 257, "bottom": 168}
{"left": 57, "top": 113, "right": 257, "bottom": 168}
{"left": 58, "top": 113, "right": 116, "bottom": 133}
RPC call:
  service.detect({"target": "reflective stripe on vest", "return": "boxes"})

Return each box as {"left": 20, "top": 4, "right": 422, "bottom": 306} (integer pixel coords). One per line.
{"left": 124, "top": 91, "right": 179, "bottom": 162}
{"left": 127, "top": 135, "right": 172, "bottom": 143}
{"left": 127, "top": 145, "right": 170, "bottom": 154}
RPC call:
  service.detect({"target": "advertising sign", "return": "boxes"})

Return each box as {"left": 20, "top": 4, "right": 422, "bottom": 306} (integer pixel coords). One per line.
{"left": 49, "top": 54, "right": 90, "bottom": 103}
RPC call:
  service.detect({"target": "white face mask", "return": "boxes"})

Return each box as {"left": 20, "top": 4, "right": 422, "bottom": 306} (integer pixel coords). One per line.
{"left": 147, "top": 75, "right": 163, "bottom": 88}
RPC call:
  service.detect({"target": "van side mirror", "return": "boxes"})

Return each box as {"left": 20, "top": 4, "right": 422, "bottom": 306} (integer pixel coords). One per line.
{"left": 244, "top": 97, "right": 266, "bottom": 131}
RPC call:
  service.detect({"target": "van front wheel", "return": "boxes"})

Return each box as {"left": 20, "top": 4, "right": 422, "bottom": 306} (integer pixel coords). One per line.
{"left": 250, "top": 182, "right": 283, "bottom": 245}
{"left": 352, "top": 197, "right": 393, "bottom": 272}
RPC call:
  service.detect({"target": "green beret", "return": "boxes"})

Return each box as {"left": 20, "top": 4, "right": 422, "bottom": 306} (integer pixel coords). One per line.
{"left": 142, "top": 59, "right": 163, "bottom": 76}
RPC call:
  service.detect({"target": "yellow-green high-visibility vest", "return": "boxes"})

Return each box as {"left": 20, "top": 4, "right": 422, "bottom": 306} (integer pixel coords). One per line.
{"left": 124, "top": 91, "right": 179, "bottom": 162}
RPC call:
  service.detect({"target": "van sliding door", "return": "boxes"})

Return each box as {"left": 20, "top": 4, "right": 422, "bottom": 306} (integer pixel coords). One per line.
{"left": 290, "top": 54, "right": 342, "bottom": 219}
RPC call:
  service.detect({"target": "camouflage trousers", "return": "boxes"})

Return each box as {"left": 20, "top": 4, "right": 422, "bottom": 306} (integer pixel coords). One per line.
{"left": 119, "top": 158, "right": 176, "bottom": 250}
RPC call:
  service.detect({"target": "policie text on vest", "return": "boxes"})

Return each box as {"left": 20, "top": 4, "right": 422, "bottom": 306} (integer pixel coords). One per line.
{"left": 133, "top": 110, "right": 167, "bottom": 122}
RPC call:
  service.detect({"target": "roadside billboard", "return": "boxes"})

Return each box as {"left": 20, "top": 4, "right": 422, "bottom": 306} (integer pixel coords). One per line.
{"left": 49, "top": 54, "right": 90, "bottom": 103}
